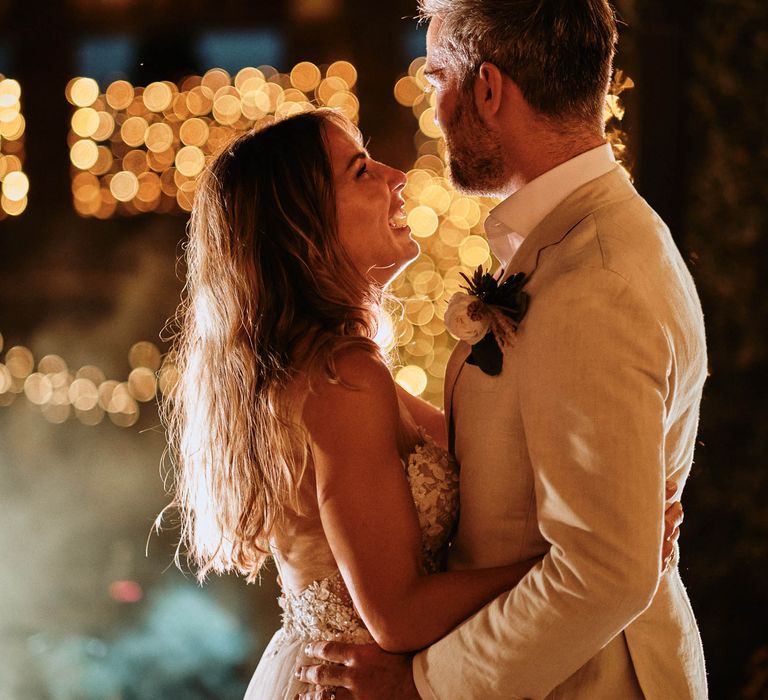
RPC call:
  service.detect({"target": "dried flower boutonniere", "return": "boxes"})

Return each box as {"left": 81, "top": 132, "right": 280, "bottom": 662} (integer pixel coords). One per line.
{"left": 444, "top": 266, "right": 530, "bottom": 376}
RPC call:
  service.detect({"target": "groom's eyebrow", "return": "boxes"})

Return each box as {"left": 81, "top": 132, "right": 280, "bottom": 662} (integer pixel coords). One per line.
{"left": 423, "top": 67, "right": 444, "bottom": 82}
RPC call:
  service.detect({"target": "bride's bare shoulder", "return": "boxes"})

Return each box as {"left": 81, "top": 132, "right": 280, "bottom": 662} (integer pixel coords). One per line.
{"left": 301, "top": 347, "right": 398, "bottom": 434}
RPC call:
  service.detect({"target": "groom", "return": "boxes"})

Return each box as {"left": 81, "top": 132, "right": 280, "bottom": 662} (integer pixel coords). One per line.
{"left": 299, "top": 1, "right": 707, "bottom": 697}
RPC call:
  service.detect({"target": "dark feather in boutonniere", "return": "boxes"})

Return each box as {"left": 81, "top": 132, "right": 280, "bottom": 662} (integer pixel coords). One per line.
{"left": 444, "top": 266, "right": 530, "bottom": 376}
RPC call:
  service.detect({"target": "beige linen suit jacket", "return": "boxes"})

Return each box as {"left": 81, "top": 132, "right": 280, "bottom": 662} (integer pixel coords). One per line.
{"left": 413, "top": 167, "right": 708, "bottom": 699}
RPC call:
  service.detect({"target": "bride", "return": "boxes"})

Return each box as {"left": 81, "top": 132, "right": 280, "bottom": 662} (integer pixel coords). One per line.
{"left": 162, "top": 109, "right": 680, "bottom": 698}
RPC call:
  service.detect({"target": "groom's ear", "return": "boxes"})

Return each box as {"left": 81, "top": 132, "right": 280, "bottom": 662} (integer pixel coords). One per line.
{"left": 474, "top": 62, "right": 504, "bottom": 119}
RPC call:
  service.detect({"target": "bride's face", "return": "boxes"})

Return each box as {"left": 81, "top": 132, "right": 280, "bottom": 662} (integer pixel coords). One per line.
{"left": 325, "top": 123, "right": 419, "bottom": 286}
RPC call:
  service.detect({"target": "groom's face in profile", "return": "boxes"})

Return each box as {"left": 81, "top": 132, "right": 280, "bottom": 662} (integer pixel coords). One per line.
{"left": 424, "top": 17, "right": 507, "bottom": 197}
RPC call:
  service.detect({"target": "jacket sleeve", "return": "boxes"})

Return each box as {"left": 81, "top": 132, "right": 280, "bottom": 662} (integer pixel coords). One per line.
{"left": 413, "top": 266, "right": 671, "bottom": 699}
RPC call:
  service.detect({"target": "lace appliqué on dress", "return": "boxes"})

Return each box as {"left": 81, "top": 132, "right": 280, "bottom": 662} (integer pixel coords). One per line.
{"left": 278, "top": 571, "right": 374, "bottom": 645}
{"left": 406, "top": 432, "right": 460, "bottom": 574}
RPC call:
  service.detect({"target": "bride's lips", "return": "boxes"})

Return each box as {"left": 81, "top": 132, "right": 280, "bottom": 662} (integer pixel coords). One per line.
{"left": 388, "top": 199, "right": 410, "bottom": 232}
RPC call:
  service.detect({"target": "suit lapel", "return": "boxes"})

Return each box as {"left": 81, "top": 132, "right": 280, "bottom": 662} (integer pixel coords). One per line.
{"left": 498, "top": 166, "right": 636, "bottom": 283}
{"left": 444, "top": 340, "right": 471, "bottom": 453}
{"left": 441, "top": 167, "right": 637, "bottom": 452}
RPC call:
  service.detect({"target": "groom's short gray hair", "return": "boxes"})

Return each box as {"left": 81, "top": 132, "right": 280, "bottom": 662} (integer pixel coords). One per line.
{"left": 418, "top": 0, "right": 618, "bottom": 125}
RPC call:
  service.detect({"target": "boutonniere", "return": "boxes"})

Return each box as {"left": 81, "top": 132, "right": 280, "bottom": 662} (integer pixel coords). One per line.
{"left": 443, "top": 266, "right": 530, "bottom": 376}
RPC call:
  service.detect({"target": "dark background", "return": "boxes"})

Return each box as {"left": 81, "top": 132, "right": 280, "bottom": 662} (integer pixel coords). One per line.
{"left": 0, "top": 0, "right": 765, "bottom": 697}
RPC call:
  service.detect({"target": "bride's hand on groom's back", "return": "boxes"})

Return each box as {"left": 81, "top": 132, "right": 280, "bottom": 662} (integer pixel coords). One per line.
{"left": 663, "top": 480, "right": 683, "bottom": 572}
{"left": 292, "top": 480, "right": 684, "bottom": 700}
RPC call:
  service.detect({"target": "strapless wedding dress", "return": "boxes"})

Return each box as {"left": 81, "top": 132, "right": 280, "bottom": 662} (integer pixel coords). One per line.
{"left": 244, "top": 432, "right": 459, "bottom": 699}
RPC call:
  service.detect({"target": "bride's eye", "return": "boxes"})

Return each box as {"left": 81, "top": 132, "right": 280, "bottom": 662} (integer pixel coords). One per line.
{"left": 356, "top": 162, "right": 368, "bottom": 178}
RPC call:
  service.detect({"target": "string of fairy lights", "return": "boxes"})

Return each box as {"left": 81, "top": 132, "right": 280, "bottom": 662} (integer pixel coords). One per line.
{"left": 0, "top": 59, "right": 632, "bottom": 425}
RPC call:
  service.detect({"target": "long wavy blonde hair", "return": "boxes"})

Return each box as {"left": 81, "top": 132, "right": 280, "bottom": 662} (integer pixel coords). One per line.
{"left": 162, "top": 110, "right": 385, "bottom": 581}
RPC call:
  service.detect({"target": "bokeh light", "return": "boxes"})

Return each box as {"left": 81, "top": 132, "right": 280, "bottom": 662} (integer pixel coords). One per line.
{"left": 4, "top": 58, "right": 633, "bottom": 423}
{"left": 395, "top": 365, "right": 429, "bottom": 396}
{"left": 0, "top": 338, "right": 170, "bottom": 428}
{"left": 68, "top": 62, "right": 359, "bottom": 218}
{"left": 384, "top": 56, "right": 501, "bottom": 405}
{"left": 386, "top": 58, "right": 633, "bottom": 407}
{"left": 0, "top": 75, "right": 29, "bottom": 218}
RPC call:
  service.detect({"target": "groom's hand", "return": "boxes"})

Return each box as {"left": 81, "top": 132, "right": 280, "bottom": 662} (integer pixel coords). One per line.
{"left": 662, "top": 480, "right": 684, "bottom": 572}
{"left": 295, "top": 641, "right": 420, "bottom": 700}
{"left": 293, "top": 484, "right": 683, "bottom": 698}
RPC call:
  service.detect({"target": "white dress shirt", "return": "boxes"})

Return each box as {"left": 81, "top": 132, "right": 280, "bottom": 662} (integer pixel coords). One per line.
{"left": 485, "top": 143, "right": 617, "bottom": 266}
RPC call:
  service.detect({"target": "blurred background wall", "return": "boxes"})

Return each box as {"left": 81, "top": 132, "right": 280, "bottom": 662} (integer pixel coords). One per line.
{"left": 0, "top": 1, "right": 765, "bottom": 698}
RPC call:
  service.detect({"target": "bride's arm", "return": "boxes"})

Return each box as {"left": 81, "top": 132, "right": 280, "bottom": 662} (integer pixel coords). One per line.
{"left": 395, "top": 383, "right": 448, "bottom": 450}
{"left": 303, "top": 349, "right": 536, "bottom": 654}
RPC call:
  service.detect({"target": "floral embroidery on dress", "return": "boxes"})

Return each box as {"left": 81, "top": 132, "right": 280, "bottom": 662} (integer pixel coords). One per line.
{"left": 405, "top": 431, "right": 460, "bottom": 574}
{"left": 276, "top": 432, "right": 459, "bottom": 646}
{"left": 278, "top": 571, "right": 374, "bottom": 645}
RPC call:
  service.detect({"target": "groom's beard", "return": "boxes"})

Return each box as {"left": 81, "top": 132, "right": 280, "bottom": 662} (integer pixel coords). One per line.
{"left": 444, "top": 91, "right": 507, "bottom": 197}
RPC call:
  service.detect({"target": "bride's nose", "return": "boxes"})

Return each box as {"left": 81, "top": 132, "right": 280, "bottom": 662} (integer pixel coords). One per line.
{"left": 387, "top": 166, "right": 407, "bottom": 193}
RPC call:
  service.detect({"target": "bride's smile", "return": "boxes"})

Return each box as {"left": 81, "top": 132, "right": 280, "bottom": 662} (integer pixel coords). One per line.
{"left": 326, "top": 122, "right": 420, "bottom": 287}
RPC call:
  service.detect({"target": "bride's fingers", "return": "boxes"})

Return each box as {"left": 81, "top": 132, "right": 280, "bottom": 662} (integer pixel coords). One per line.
{"left": 661, "top": 527, "right": 680, "bottom": 569}
{"left": 296, "top": 662, "right": 352, "bottom": 688}
{"left": 304, "top": 640, "right": 358, "bottom": 665}
{"left": 665, "top": 480, "right": 677, "bottom": 499}
{"left": 664, "top": 501, "right": 684, "bottom": 534}
{"left": 293, "top": 690, "right": 346, "bottom": 700}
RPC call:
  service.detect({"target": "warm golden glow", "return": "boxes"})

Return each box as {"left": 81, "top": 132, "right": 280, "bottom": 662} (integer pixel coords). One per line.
{"left": 128, "top": 367, "right": 157, "bottom": 402}
{"left": 91, "top": 146, "right": 113, "bottom": 175}
{"left": 145, "top": 122, "right": 174, "bottom": 153}
{"left": 5, "top": 346, "right": 34, "bottom": 378}
{"left": 1, "top": 171, "right": 29, "bottom": 201}
{"left": 382, "top": 56, "right": 506, "bottom": 406}
{"left": 0, "top": 365, "right": 11, "bottom": 394}
{"left": 175, "top": 146, "right": 205, "bottom": 178}
{"left": 122, "top": 149, "right": 149, "bottom": 175}
{"left": 459, "top": 235, "right": 491, "bottom": 267}
{"left": 201, "top": 68, "right": 230, "bottom": 92}
{"left": 395, "top": 365, "right": 428, "bottom": 396}
{"left": 290, "top": 62, "right": 322, "bottom": 92}
{"left": 105, "top": 80, "right": 134, "bottom": 110}
{"left": 120, "top": 116, "right": 149, "bottom": 148}
{"left": 143, "top": 81, "right": 174, "bottom": 112}
{"left": 68, "top": 77, "right": 100, "bottom": 107}
{"left": 0, "top": 335, "right": 165, "bottom": 427}
{"left": 69, "top": 377, "right": 99, "bottom": 411}
{"left": 68, "top": 63, "right": 359, "bottom": 218}
{"left": 24, "top": 373, "right": 54, "bottom": 405}
{"left": 179, "top": 118, "right": 209, "bottom": 147}
{"left": 212, "top": 93, "right": 242, "bottom": 125}
{"left": 158, "top": 362, "right": 180, "bottom": 397}
{"left": 327, "top": 61, "right": 358, "bottom": 89}
{"left": 128, "top": 341, "right": 161, "bottom": 370}
{"left": 418, "top": 107, "right": 443, "bottom": 139}
{"left": 0, "top": 78, "right": 21, "bottom": 102}
{"left": 315, "top": 76, "right": 345, "bottom": 104}
{"left": 70, "top": 139, "right": 99, "bottom": 169}
{"left": 407, "top": 205, "right": 440, "bottom": 238}
{"left": 2, "top": 195, "right": 28, "bottom": 216}
{"left": 109, "top": 170, "right": 140, "bottom": 202}
{"left": 7, "top": 60, "right": 633, "bottom": 420}
{"left": 71, "top": 107, "right": 100, "bottom": 137}
{"left": 0, "top": 75, "right": 28, "bottom": 219}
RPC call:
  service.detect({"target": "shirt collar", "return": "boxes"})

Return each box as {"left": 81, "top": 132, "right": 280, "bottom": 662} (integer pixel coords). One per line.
{"left": 484, "top": 143, "right": 616, "bottom": 266}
